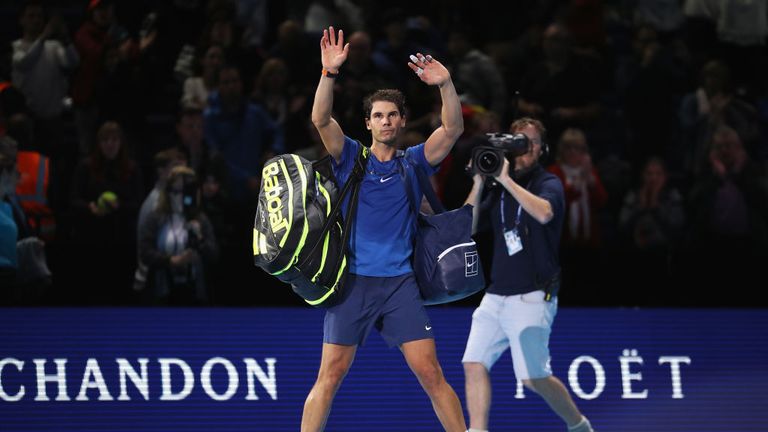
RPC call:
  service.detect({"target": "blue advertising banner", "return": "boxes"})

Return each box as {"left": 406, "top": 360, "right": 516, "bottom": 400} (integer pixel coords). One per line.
{"left": 1, "top": 307, "right": 767, "bottom": 431}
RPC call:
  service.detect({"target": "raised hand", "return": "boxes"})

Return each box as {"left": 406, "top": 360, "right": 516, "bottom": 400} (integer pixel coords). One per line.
{"left": 320, "top": 26, "right": 349, "bottom": 72}
{"left": 408, "top": 53, "right": 450, "bottom": 86}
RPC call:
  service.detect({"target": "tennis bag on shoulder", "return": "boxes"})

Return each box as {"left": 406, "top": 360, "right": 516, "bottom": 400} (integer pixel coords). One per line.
{"left": 252, "top": 146, "right": 368, "bottom": 307}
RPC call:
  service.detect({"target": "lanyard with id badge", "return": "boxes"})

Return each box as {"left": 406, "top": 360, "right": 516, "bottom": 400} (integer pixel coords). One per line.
{"left": 501, "top": 192, "right": 524, "bottom": 256}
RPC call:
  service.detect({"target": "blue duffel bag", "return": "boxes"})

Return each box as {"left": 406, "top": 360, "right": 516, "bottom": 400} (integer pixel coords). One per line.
{"left": 400, "top": 155, "right": 486, "bottom": 305}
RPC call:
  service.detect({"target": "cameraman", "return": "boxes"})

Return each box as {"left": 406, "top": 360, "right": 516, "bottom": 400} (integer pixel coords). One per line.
{"left": 139, "top": 166, "right": 218, "bottom": 305}
{"left": 462, "top": 118, "right": 594, "bottom": 432}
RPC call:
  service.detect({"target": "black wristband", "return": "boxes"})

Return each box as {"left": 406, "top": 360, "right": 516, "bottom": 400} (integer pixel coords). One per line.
{"left": 322, "top": 68, "right": 339, "bottom": 79}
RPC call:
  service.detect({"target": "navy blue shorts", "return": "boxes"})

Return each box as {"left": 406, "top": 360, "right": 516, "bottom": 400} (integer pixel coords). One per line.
{"left": 324, "top": 273, "right": 433, "bottom": 348}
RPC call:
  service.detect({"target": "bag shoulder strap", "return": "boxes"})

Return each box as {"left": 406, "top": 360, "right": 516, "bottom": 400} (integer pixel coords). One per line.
{"left": 338, "top": 143, "right": 369, "bottom": 241}
{"left": 301, "top": 143, "right": 369, "bottom": 266}
{"left": 398, "top": 151, "right": 445, "bottom": 215}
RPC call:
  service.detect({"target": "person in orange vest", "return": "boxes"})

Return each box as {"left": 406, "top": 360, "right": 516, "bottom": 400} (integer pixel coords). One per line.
{"left": 2, "top": 108, "right": 57, "bottom": 242}
{"left": 15, "top": 149, "right": 55, "bottom": 241}
{"left": 0, "top": 134, "right": 51, "bottom": 300}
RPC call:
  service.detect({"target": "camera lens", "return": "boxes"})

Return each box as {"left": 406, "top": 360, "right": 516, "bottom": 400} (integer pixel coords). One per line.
{"left": 476, "top": 149, "right": 500, "bottom": 175}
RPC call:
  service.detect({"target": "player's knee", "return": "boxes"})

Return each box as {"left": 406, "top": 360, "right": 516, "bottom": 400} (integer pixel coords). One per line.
{"left": 317, "top": 364, "right": 350, "bottom": 388}
{"left": 413, "top": 362, "right": 445, "bottom": 392}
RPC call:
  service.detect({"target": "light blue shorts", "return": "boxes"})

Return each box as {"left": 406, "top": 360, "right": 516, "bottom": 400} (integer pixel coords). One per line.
{"left": 462, "top": 290, "right": 558, "bottom": 380}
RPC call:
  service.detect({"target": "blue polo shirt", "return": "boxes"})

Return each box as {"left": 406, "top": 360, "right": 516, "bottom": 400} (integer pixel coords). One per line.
{"left": 486, "top": 165, "right": 564, "bottom": 295}
{"left": 332, "top": 136, "right": 436, "bottom": 277}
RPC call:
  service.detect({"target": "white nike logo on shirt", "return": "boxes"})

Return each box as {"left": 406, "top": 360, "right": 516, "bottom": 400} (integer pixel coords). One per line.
{"left": 380, "top": 176, "right": 395, "bottom": 183}
{"left": 425, "top": 326, "right": 432, "bottom": 331}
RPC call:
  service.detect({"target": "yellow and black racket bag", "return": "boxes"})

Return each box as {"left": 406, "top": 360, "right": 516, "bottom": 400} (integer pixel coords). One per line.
{"left": 253, "top": 146, "right": 368, "bottom": 307}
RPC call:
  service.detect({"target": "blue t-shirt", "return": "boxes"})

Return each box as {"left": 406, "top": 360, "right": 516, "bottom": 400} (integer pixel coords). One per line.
{"left": 486, "top": 165, "right": 564, "bottom": 295}
{"left": 332, "top": 136, "right": 436, "bottom": 277}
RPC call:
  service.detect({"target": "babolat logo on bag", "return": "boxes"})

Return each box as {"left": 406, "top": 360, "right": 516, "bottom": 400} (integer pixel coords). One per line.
{"left": 262, "top": 161, "right": 289, "bottom": 235}
{"left": 253, "top": 156, "right": 306, "bottom": 265}
{"left": 253, "top": 147, "right": 367, "bottom": 307}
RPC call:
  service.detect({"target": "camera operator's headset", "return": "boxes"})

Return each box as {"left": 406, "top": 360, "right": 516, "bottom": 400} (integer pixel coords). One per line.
{"left": 539, "top": 132, "right": 550, "bottom": 161}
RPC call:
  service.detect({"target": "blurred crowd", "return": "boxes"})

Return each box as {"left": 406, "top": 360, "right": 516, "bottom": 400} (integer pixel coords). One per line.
{"left": 1, "top": 0, "right": 767, "bottom": 307}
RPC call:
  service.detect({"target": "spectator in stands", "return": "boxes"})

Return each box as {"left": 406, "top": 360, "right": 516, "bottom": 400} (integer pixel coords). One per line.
{"left": 685, "top": 0, "right": 768, "bottom": 95}
{"left": 204, "top": 63, "right": 281, "bottom": 281}
{"left": 139, "top": 166, "right": 218, "bottom": 305}
{"left": 198, "top": 1, "right": 239, "bottom": 56}
{"left": 548, "top": 128, "right": 607, "bottom": 247}
{"left": 71, "top": 0, "right": 154, "bottom": 155}
{"left": 446, "top": 26, "right": 507, "bottom": 119}
{"left": 181, "top": 44, "right": 224, "bottom": 110}
{"left": 684, "top": 125, "right": 768, "bottom": 302}
{"left": 618, "top": 156, "right": 685, "bottom": 301}
{"left": 71, "top": 0, "right": 115, "bottom": 154}
{"left": 619, "top": 157, "right": 684, "bottom": 249}
{"left": 199, "top": 156, "right": 231, "bottom": 240}
{"left": 197, "top": 2, "right": 256, "bottom": 79}
{"left": 517, "top": 22, "right": 601, "bottom": 144}
{"left": 99, "top": 19, "right": 157, "bottom": 143}
{"left": 237, "top": 0, "right": 268, "bottom": 50}
{"left": 4, "top": 114, "right": 56, "bottom": 242}
{"left": 11, "top": 1, "right": 79, "bottom": 155}
{"left": 269, "top": 19, "right": 319, "bottom": 90}
{"left": 174, "top": 107, "right": 209, "bottom": 177}
{"left": 154, "top": 0, "right": 207, "bottom": 85}
{"left": 547, "top": 127, "right": 607, "bottom": 301}
{"left": 373, "top": 8, "right": 430, "bottom": 89}
{"left": 615, "top": 22, "right": 688, "bottom": 171}
{"left": 134, "top": 148, "right": 187, "bottom": 292}
{"left": 679, "top": 60, "right": 760, "bottom": 177}
{"left": 70, "top": 120, "right": 142, "bottom": 303}
{"left": 204, "top": 64, "right": 283, "bottom": 202}
{"left": 251, "top": 57, "right": 314, "bottom": 153}
{"left": 0, "top": 135, "right": 51, "bottom": 303}
{"left": 304, "top": 0, "right": 365, "bottom": 33}
{"left": 251, "top": 57, "right": 290, "bottom": 127}
{"left": 199, "top": 153, "right": 234, "bottom": 304}
{"left": 172, "top": 105, "right": 231, "bottom": 253}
